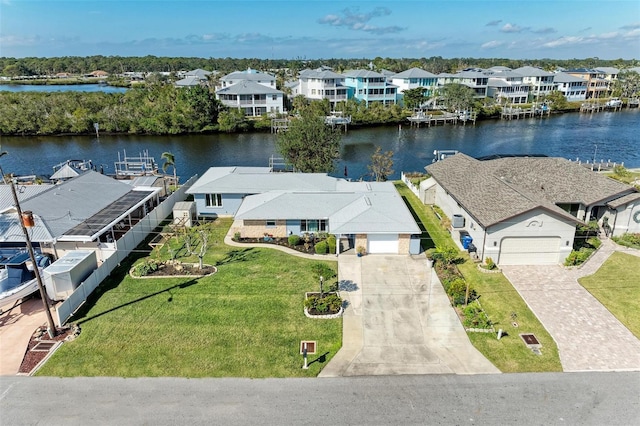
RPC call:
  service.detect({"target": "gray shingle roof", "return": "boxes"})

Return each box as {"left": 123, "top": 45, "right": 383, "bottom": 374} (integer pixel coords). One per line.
{"left": 607, "top": 192, "right": 640, "bottom": 209}
{"left": 425, "top": 154, "right": 622, "bottom": 228}
{"left": 221, "top": 69, "right": 275, "bottom": 82}
{"left": 553, "top": 72, "right": 587, "bottom": 83}
{"left": 513, "top": 66, "right": 554, "bottom": 77}
{"left": 299, "top": 68, "right": 344, "bottom": 80}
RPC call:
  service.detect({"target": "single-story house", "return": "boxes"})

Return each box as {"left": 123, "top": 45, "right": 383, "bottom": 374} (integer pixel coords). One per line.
{"left": 425, "top": 153, "right": 640, "bottom": 265}
{"left": 186, "top": 167, "right": 421, "bottom": 254}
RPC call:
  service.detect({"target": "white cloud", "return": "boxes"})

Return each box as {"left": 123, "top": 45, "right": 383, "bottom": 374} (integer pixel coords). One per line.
{"left": 543, "top": 36, "right": 585, "bottom": 48}
{"left": 486, "top": 20, "right": 502, "bottom": 27}
{"left": 318, "top": 7, "right": 405, "bottom": 35}
{"left": 481, "top": 40, "right": 504, "bottom": 49}
{"left": 500, "top": 23, "right": 528, "bottom": 33}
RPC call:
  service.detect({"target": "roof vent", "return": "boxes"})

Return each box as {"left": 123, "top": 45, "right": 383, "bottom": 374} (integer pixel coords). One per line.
{"left": 364, "top": 197, "right": 371, "bottom": 206}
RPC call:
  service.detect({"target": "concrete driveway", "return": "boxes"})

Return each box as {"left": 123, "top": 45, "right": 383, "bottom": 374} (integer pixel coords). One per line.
{"left": 320, "top": 254, "right": 499, "bottom": 376}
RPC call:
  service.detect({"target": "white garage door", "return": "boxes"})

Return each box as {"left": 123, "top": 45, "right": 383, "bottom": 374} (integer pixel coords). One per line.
{"left": 499, "top": 237, "right": 561, "bottom": 265}
{"left": 367, "top": 234, "right": 399, "bottom": 254}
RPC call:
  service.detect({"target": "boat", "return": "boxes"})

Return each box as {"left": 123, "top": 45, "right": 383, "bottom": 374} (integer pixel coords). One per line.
{"left": 0, "top": 250, "right": 52, "bottom": 310}
{"left": 605, "top": 98, "right": 622, "bottom": 108}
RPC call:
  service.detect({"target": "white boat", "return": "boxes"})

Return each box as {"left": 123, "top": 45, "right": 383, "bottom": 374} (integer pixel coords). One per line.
{"left": 0, "top": 251, "right": 51, "bottom": 310}
{"left": 605, "top": 98, "right": 622, "bottom": 108}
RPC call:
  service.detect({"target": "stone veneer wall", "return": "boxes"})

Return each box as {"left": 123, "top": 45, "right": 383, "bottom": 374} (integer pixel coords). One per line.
{"left": 355, "top": 234, "right": 367, "bottom": 251}
{"left": 398, "top": 234, "right": 411, "bottom": 254}
{"left": 241, "top": 220, "right": 287, "bottom": 238}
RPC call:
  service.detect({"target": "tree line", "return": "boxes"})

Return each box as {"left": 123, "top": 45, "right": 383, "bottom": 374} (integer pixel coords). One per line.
{"left": 1, "top": 55, "right": 637, "bottom": 77}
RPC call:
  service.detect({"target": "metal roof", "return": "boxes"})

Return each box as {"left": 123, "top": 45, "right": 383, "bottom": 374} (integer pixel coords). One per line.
{"left": 187, "top": 167, "right": 338, "bottom": 194}
{"left": 392, "top": 67, "right": 437, "bottom": 79}
{"left": 0, "top": 184, "right": 53, "bottom": 212}
{"left": 20, "top": 171, "right": 136, "bottom": 239}
{"left": 216, "top": 80, "right": 282, "bottom": 95}
{"left": 235, "top": 182, "right": 420, "bottom": 235}
{"left": 0, "top": 211, "right": 54, "bottom": 243}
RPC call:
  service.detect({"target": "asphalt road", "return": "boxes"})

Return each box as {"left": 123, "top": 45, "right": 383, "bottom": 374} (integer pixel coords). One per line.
{"left": 1, "top": 372, "right": 638, "bottom": 425}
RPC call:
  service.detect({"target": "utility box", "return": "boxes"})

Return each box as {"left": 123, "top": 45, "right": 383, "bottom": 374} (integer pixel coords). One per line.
{"left": 452, "top": 214, "right": 465, "bottom": 228}
{"left": 43, "top": 250, "right": 97, "bottom": 301}
{"left": 409, "top": 234, "right": 422, "bottom": 255}
{"left": 173, "top": 201, "right": 196, "bottom": 227}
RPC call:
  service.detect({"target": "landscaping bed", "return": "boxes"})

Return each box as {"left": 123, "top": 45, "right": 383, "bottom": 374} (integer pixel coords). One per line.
{"left": 19, "top": 325, "right": 78, "bottom": 374}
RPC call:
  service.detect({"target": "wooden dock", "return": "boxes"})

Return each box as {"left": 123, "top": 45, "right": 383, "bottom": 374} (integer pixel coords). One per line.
{"left": 500, "top": 106, "right": 550, "bottom": 120}
{"left": 569, "top": 158, "right": 624, "bottom": 172}
{"left": 408, "top": 111, "right": 476, "bottom": 127}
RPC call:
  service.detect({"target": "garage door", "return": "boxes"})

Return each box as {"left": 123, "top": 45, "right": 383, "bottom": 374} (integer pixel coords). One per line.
{"left": 499, "top": 237, "right": 561, "bottom": 265}
{"left": 367, "top": 234, "right": 399, "bottom": 254}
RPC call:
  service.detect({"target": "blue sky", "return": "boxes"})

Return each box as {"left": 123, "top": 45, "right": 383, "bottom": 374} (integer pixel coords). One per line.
{"left": 1, "top": 0, "right": 639, "bottom": 59}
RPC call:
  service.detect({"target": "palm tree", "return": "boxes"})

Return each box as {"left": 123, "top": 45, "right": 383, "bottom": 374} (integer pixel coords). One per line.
{"left": 161, "top": 151, "right": 178, "bottom": 186}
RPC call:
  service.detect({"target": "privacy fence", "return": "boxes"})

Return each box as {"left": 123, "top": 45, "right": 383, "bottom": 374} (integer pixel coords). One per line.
{"left": 55, "top": 175, "right": 197, "bottom": 325}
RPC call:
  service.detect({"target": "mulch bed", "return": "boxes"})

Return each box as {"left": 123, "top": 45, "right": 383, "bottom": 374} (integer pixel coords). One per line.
{"left": 18, "top": 325, "right": 78, "bottom": 374}
{"left": 237, "top": 238, "right": 317, "bottom": 254}
{"left": 143, "top": 262, "right": 217, "bottom": 277}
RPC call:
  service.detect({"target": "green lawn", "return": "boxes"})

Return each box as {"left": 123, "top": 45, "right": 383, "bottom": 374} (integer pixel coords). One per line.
{"left": 578, "top": 252, "right": 640, "bottom": 339}
{"left": 395, "top": 182, "right": 562, "bottom": 373}
{"left": 38, "top": 218, "right": 341, "bottom": 377}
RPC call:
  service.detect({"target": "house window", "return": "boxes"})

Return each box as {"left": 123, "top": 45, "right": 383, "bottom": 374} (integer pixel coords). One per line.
{"left": 300, "top": 219, "right": 327, "bottom": 233}
{"left": 206, "top": 193, "right": 222, "bottom": 207}
{"left": 272, "top": 95, "right": 277, "bottom": 101}
{"left": 266, "top": 220, "right": 276, "bottom": 228}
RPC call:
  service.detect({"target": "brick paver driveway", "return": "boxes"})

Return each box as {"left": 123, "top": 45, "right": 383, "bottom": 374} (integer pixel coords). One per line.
{"left": 501, "top": 240, "right": 640, "bottom": 372}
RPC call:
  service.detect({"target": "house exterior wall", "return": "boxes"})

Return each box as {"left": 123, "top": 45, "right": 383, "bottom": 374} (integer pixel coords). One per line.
{"left": 355, "top": 234, "right": 367, "bottom": 252}
{"left": 286, "top": 219, "right": 302, "bottom": 236}
{"left": 241, "top": 220, "right": 287, "bottom": 238}
{"left": 486, "top": 209, "right": 576, "bottom": 264}
{"left": 434, "top": 184, "right": 576, "bottom": 263}
{"left": 193, "top": 193, "right": 245, "bottom": 217}
{"left": 610, "top": 202, "right": 640, "bottom": 236}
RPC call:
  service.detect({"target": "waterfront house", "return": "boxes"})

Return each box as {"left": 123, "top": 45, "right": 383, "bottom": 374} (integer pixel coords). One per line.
{"left": 291, "top": 68, "right": 349, "bottom": 108}
{"left": 0, "top": 171, "right": 162, "bottom": 263}
{"left": 216, "top": 80, "right": 284, "bottom": 116}
{"left": 566, "top": 68, "right": 609, "bottom": 99}
{"left": 391, "top": 68, "right": 438, "bottom": 106}
{"left": 343, "top": 70, "right": 398, "bottom": 106}
{"left": 186, "top": 167, "right": 420, "bottom": 254}
{"left": 425, "top": 153, "right": 640, "bottom": 265}
{"left": 485, "top": 69, "right": 530, "bottom": 104}
{"left": 553, "top": 72, "right": 588, "bottom": 101}
{"left": 218, "top": 68, "right": 276, "bottom": 89}
{"left": 437, "top": 70, "right": 489, "bottom": 98}
{"left": 513, "top": 66, "right": 555, "bottom": 102}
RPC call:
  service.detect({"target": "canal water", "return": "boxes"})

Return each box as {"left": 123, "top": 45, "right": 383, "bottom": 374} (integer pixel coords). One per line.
{"left": 1, "top": 109, "right": 638, "bottom": 180}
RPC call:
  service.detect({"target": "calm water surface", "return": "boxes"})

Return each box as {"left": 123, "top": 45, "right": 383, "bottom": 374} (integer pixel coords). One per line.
{"left": 2, "top": 109, "right": 638, "bottom": 180}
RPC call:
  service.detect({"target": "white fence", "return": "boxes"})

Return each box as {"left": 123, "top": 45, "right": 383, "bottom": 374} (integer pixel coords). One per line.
{"left": 401, "top": 172, "right": 420, "bottom": 197}
{"left": 56, "top": 175, "right": 197, "bottom": 325}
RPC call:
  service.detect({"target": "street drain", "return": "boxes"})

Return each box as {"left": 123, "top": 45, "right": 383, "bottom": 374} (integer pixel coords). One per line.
{"left": 32, "top": 341, "right": 56, "bottom": 352}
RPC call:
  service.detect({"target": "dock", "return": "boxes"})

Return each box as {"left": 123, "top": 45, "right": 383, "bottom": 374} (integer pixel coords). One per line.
{"left": 500, "top": 105, "right": 550, "bottom": 120}
{"left": 569, "top": 158, "right": 624, "bottom": 172}
{"left": 408, "top": 111, "right": 476, "bottom": 127}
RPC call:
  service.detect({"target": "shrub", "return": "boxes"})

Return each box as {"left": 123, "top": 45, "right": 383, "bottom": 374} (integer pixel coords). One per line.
{"left": 564, "top": 247, "right": 595, "bottom": 266}
{"left": 586, "top": 237, "right": 601, "bottom": 249}
{"left": 317, "top": 231, "right": 329, "bottom": 240}
{"left": 314, "top": 240, "right": 328, "bottom": 254}
{"left": 233, "top": 232, "right": 241, "bottom": 241}
{"left": 133, "top": 259, "right": 160, "bottom": 276}
{"left": 612, "top": 233, "right": 640, "bottom": 249}
{"left": 485, "top": 257, "right": 496, "bottom": 270}
{"left": 447, "top": 278, "right": 476, "bottom": 306}
{"left": 288, "top": 234, "right": 300, "bottom": 246}
{"left": 327, "top": 235, "right": 337, "bottom": 254}
{"left": 305, "top": 293, "right": 342, "bottom": 313}
{"left": 462, "top": 302, "right": 493, "bottom": 329}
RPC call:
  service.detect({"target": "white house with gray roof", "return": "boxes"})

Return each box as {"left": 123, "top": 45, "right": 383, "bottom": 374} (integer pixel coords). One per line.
{"left": 513, "top": 66, "right": 556, "bottom": 101}
{"left": 292, "top": 68, "right": 348, "bottom": 108}
{"left": 216, "top": 80, "right": 284, "bottom": 117}
{"left": 187, "top": 167, "right": 421, "bottom": 254}
{"left": 391, "top": 67, "right": 438, "bottom": 106}
{"left": 425, "top": 153, "right": 640, "bottom": 265}
{"left": 553, "top": 72, "right": 587, "bottom": 101}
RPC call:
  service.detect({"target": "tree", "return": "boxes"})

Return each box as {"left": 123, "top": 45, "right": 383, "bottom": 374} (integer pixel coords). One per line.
{"left": 276, "top": 109, "right": 342, "bottom": 173}
{"left": 542, "top": 90, "right": 568, "bottom": 111}
{"left": 402, "top": 87, "right": 428, "bottom": 110}
{"left": 368, "top": 146, "right": 394, "bottom": 182}
{"left": 441, "top": 83, "right": 475, "bottom": 112}
{"left": 161, "top": 151, "right": 178, "bottom": 186}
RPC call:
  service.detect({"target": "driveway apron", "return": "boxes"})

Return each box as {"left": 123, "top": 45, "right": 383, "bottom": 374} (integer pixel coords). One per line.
{"left": 320, "top": 255, "right": 499, "bottom": 377}
{"left": 501, "top": 240, "right": 640, "bottom": 372}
